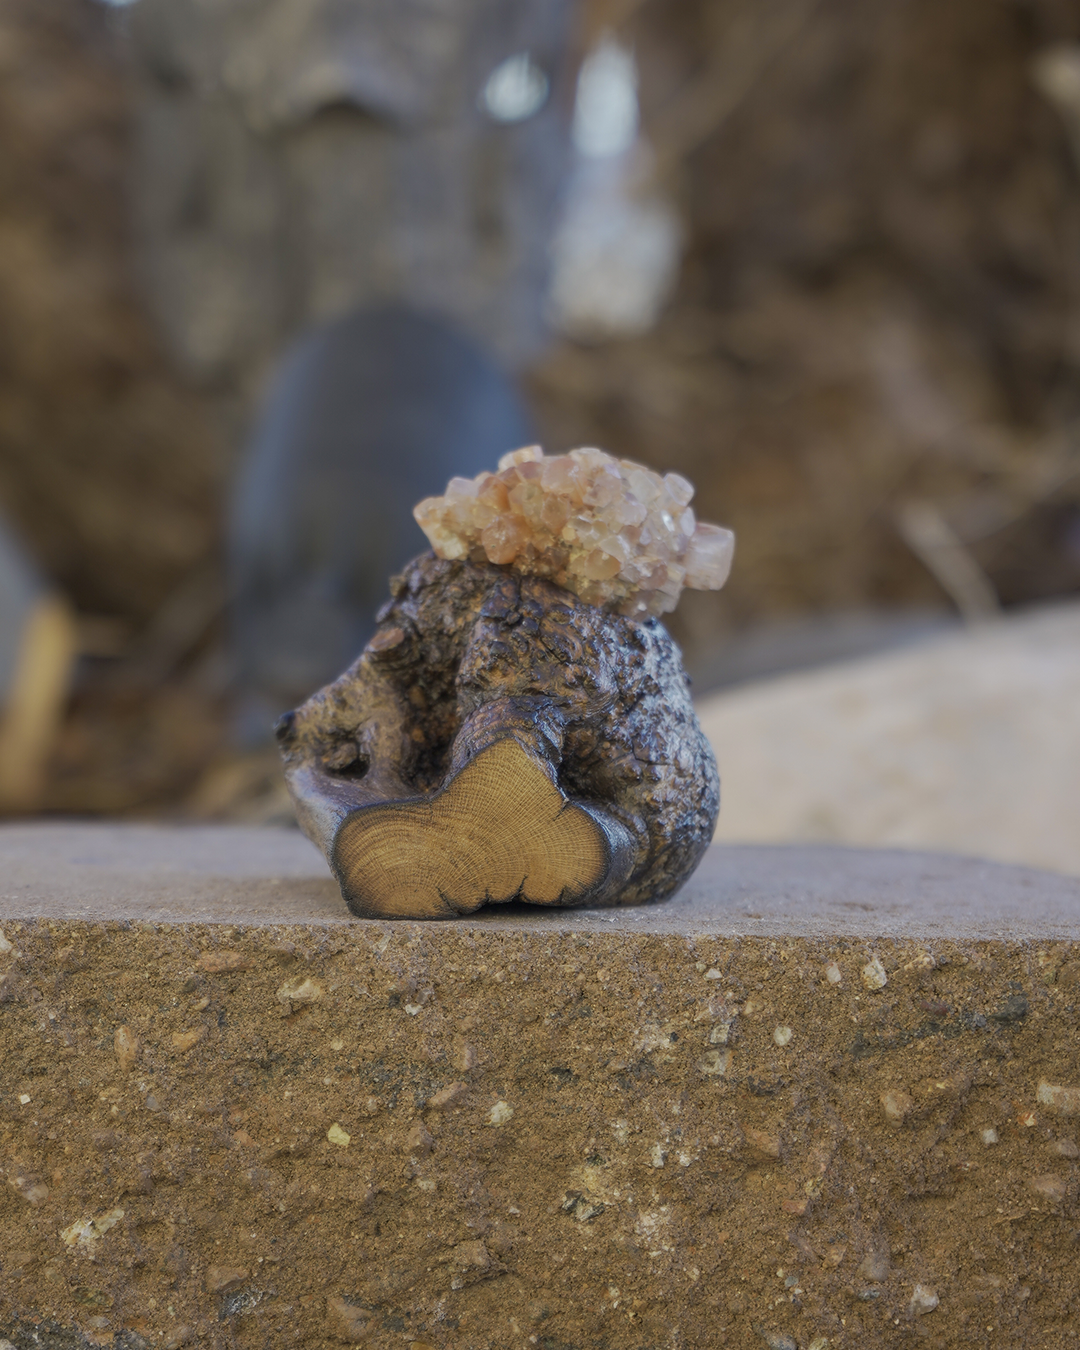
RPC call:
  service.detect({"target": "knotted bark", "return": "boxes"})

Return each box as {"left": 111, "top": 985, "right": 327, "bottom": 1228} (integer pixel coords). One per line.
{"left": 278, "top": 553, "right": 719, "bottom": 918}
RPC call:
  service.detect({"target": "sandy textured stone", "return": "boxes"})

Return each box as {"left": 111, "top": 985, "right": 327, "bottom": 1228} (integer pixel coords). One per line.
{"left": 1, "top": 824, "right": 1079, "bottom": 1349}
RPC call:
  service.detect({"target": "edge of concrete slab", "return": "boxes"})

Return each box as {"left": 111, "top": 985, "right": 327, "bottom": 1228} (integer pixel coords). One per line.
{"left": 0, "top": 822, "right": 1077, "bottom": 940}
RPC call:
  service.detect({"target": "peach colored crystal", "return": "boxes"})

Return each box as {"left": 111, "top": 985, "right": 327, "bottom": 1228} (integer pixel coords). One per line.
{"left": 413, "top": 446, "right": 734, "bottom": 617}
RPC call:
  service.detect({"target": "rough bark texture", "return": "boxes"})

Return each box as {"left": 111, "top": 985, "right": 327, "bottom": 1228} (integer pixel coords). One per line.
{"left": 278, "top": 553, "right": 719, "bottom": 917}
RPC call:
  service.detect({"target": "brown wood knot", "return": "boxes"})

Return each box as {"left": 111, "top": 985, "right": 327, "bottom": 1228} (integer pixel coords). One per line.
{"left": 367, "top": 626, "right": 407, "bottom": 655}
{"left": 323, "top": 740, "right": 369, "bottom": 779}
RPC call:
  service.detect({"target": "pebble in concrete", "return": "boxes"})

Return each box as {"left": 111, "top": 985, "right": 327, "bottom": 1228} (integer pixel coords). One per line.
{"left": 880, "top": 1088, "right": 913, "bottom": 1124}
{"left": 1037, "top": 1079, "right": 1080, "bottom": 1115}
{"left": 861, "top": 955, "right": 888, "bottom": 990}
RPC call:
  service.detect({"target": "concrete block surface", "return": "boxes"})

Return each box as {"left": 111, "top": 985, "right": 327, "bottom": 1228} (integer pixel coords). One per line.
{"left": 1, "top": 825, "right": 1079, "bottom": 1349}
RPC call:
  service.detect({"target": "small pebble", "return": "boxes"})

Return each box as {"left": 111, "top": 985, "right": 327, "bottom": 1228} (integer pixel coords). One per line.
{"left": 17, "top": 1093, "right": 30, "bottom": 1106}
{"left": 824, "top": 963, "right": 842, "bottom": 985}
{"left": 704, "top": 968, "right": 723, "bottom": 980}
{"left": 754, "top": 1329, "right": 796, "bottom": 1350}
{"left": 198, "top": 950, "right": 248, "bottom": 973}
{"left": 910, "top": 1284, "right": 939, "bottom": 1314}
{"left": 743, "top": 1126, "right": 781, "bottom": 1160}
{"left": 1037, "top": 1080, "right": 1080, "bottom": 1116}
{"left": 486, "top": 1100, "right": 513, "bottom": 1127}
{"left": 427, "top": 1081, "right": 467, "bottom": 1111}
{"left": 451, "top": 1239, "right": 491, "bottom": 1271}
{"left": 861, "top": 956, "right": 888, "bottom": 991}
{"left": 708, "top": 1019, "right": 732, "bottom": 1045}
{"left": 327, "top": 1123, "right": 351, "bottom": 1148}
{"left": 205, "top": 1265, "right": 247, "bottom": 1294}
{"left": 8, "top": 1172, "right": 49, "bottom": 1205}
{"left": 981, "top": 1127, "right": 999, "bottom": 1146}
{"left": 0, "top": 930, "right": 13, "bottom": 955}
{"left": 698, "top": 1050, "right": 730, "bottom": 1076}
{"left": 1029, "top": 1172, "right": 1067, "bottom": 1204}
{"left": 650, "top": 1144, "right": 667, "bottom": 1168}
{"left": 330, "top": 1037, "right": 345, "bottom": 1051}
{"left": 326, "top": 1296, "right": 372, "bottom": 1342}
{"left": 880, "top": 1089, "right": 913, "bottom": 1124}
{"left": 1050, "top": 1138, "right": 1079, "bottom": 1158}
{"left": 276, "top": 976, "right": 323, "bottom": 1006}
{"left": 858, "top": 1251, "right": 891, "bottom": 1282}
{"left": 773, "top": 1026, "right": 793, "bottom": 1047}
{"left": 114, "top": 1025, "right": 138, "bottom": 1072}
{"left": 1057, "top": 961, "right": 1080, "bottom": 990}
{"left": 406, "top": 1120, "right": 434, "bottom": 1154}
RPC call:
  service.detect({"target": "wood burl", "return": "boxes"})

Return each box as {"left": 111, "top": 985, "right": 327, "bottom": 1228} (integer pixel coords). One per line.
{"left": 277, "top": 554, "right": 720, "bottom": 917}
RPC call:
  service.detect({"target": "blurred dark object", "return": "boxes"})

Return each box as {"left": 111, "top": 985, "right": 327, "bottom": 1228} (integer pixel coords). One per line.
{"left": 230, "top": 303, "right": 534, "bottom": 740}
{"left": 126, "top": 0, "right": 577, "bottom": 428}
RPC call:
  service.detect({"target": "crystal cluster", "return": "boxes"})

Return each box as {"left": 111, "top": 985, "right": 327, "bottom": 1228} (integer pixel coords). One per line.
{"left": 414, "top": 446, "right": 734, "bottom": 617}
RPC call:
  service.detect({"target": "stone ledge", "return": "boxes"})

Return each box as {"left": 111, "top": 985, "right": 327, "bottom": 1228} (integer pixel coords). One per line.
{"left": 1, "top": 826, "right": 1079, "bottom": 1350}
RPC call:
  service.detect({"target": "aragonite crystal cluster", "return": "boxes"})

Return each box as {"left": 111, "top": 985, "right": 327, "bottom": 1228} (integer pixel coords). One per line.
{"left": 413, "top": 445, "right": 734, "bottom": 616}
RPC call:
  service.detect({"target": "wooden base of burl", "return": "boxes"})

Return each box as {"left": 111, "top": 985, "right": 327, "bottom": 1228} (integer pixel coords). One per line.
{"left": 277, "top": 554, "right": 719, "bottom": 917}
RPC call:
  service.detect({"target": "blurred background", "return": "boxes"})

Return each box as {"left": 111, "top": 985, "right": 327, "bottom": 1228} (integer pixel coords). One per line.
{"left": 1, "top": 0, "right": 1078, "bottom": 872}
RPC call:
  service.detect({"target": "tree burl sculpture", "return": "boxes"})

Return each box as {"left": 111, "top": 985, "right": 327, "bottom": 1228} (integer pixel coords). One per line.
{"left": 277, "top": 446, "right": 734, "bottom": 918}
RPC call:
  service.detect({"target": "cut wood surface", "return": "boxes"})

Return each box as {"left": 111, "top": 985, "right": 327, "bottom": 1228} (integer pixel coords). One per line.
{"left": 279, "top": 553, "right": 719, "bottom": 918}
{"left": 334, "top": 738, "right": 612, "bottom": 918}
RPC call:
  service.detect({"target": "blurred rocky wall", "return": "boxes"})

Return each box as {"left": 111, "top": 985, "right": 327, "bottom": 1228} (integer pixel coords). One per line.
{"left": 531, "top": 0, "right": 1080, "bottom": 669}
{"left": 0, "top": 0, "right": 222, "bottom": 628}
{"left": 4, "top": 0, "right": 1080, "bottom": 811}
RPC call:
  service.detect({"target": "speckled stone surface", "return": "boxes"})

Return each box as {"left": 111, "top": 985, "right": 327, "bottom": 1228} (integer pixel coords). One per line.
{"left": 1, "top": 825, "right": 1079, "bottom": 1350}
